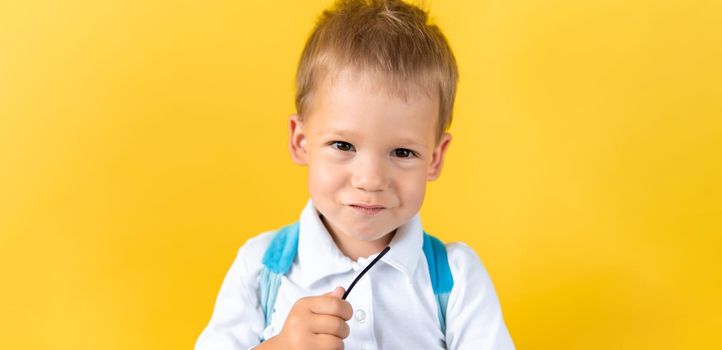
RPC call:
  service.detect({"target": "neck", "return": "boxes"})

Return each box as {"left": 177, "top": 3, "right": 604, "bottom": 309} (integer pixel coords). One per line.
{"left": 320, "top": 215, "right": 394, "bottom": 260}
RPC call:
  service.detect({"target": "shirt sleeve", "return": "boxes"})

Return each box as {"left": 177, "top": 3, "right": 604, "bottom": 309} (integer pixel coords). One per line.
{"left": 195, "top": 232, "right": 275, "bottom": 350}
{"left": 443, "top": 242, "right": 515, "bottom": 350}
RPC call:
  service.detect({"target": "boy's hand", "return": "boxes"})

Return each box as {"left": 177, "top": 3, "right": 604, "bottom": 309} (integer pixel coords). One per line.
{"left": 258, "top": 287, "right": 353, "bottom": 350}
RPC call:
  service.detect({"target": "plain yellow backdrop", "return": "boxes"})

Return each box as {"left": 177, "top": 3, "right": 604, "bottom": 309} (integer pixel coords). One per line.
{"left": 1, "top": 0, "right": 721, "bottom": 348}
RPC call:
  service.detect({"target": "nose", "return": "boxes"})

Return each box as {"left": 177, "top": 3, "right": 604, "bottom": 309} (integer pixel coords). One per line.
{"left": 350, "top": 154, "right": 388, "bottom": 192}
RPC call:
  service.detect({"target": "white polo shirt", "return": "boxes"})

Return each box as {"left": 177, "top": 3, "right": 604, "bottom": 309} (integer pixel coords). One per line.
{"left": 195, "top": 200, "right": 515, "bottom": 350}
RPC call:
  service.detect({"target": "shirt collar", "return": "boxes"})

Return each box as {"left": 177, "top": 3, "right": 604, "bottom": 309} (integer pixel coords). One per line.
{"left": 295, "top": 199, "right": 424, "bottom": 288}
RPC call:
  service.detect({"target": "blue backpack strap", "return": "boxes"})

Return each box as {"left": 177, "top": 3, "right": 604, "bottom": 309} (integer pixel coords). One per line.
{"left": 259, "top": 222, "right": 300, "bottom": 331}
{"left": 422, "top": 232, "right": 454, "bottom": 336}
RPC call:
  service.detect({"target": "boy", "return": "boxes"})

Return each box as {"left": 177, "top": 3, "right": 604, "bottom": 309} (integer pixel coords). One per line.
{"left": 196, "top": 0, "right": 514, "bottom": 349}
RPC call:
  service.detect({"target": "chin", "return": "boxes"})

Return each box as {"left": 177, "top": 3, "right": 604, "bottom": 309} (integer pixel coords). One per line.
{"left": 344, "top": 222, "right": 397, "bottom": 241}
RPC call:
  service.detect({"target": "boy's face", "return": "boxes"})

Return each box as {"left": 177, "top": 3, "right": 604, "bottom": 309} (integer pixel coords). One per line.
{"left": 289, "top": 69, "right": 451, "bottom": 254}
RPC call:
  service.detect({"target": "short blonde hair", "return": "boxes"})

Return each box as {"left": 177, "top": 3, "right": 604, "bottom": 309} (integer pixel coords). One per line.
{"left": 295, "top": 0, "right": 458, "bottom": 140}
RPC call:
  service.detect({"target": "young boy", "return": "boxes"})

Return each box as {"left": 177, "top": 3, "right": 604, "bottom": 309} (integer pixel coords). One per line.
{"left": 196, "top": 0, "right": 514, "bottom": 349}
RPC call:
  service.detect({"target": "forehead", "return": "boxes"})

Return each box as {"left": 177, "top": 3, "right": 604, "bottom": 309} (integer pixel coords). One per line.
{"left": 305, "top": 68, "right": 440, "bottom": 145}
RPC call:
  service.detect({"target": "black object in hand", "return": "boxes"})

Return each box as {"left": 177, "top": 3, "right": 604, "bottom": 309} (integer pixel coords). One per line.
{"left": 342, "top": 246, "right": 391, "bottom": 300}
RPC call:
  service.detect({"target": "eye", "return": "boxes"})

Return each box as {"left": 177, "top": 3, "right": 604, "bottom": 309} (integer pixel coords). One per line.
{"left": 330, "top": 141, "right": 355, "bottom": 152}
{"left": 393, "top": 148, "right": 416, "bottom": 158}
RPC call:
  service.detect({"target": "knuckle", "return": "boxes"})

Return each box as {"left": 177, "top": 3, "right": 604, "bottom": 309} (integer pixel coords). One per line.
{"left": 330, "top": 298, "right": 349, "bottom": 316}
{"left": 287, "top": 313, "right": 308, "bottom": 331}
{"left": 328, "top": 298, "right": 342, "bottom": 314}
{"left": 339, "top": 322, "right": 350, "bottom": 338}
{"left": 297, "top": 296, "right": 311, "bottom": 307}
{"left": 341, "top": 301, "right": 353, "bottom": 320}
{"left": 286, "top": 314, "right": 300, "bottom": 328}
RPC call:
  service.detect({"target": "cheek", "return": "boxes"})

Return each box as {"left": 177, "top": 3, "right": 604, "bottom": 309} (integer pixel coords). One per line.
{"left": 395, "top": 168, "right": 427, "bottom": 206}
{"left": 308, "top": 160, "right": 345, "bottom": 195}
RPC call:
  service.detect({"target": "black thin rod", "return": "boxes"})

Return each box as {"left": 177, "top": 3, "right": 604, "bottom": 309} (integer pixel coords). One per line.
{"left": 342, "top": 246, "right": 391, "bottom": 300}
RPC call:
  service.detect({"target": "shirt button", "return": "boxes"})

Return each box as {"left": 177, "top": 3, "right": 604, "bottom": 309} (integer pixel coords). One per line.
{"left": 355, "top": 309, "right": 367, "bottom": 323}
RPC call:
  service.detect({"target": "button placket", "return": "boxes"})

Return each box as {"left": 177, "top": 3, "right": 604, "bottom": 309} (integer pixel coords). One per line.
{"left": 349, "top": 269, "right": 376, "bottom": 349}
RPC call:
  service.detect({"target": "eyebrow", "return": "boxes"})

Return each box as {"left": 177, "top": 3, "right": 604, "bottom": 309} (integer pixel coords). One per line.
{"left": 394, "top": 137, "right": 428, "bottom": 148}
{"left": 321, "top": 130, "right": 428, "bottom": 148}
{"left": 320, "top": 129, "right": 359, "bottom": 139}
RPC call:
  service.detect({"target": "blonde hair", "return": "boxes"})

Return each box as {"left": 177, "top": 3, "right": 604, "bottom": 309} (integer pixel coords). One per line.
{"left": 295, "top": 0, "right": 458, "bottom": 140}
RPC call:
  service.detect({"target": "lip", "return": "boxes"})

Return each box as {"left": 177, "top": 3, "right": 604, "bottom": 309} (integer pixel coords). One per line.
{"left": 348, "top": 203, "right": 386, "bottom": 216}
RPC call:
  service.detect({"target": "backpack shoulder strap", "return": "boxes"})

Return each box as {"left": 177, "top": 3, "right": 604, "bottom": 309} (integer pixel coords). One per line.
{"left": 259, "top": 222, "right": 300, "bottom": 330}
{"left": 422, "top": 232, "right": 454, "bottom": 336}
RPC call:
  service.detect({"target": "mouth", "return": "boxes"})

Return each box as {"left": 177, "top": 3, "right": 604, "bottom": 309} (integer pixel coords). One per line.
{"left": 348, "top": 203, "right": 386, "bottom": 216}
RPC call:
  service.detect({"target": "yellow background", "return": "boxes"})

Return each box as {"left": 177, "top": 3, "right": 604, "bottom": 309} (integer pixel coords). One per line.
{"left": 1, "top": 0, "right": 720, "bottom": 348}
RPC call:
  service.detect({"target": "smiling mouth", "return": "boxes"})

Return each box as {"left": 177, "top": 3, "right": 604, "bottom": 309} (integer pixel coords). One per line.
{"left": 349, "top": 204, "right": 386, "bottom": 216}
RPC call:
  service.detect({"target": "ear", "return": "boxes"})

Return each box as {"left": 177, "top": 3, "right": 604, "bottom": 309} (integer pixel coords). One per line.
{"left": 427, "top": 132, "right": 452, "bottom": 181}
{"left": 288, "top": 114, "right": 308, "bottom": 165}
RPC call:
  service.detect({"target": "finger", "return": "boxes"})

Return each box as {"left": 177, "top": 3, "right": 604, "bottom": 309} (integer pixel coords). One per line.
{"left": 329, "top": 286, "right": 345, "bottom": 298}
{"left": 309, "top": 295, "right": 353, "bottom": 320}
{"left": 310, "top": 314, "right": 350, "bottom": 339}
{"left": 312, "top": 333, "right": 345, "bottom": 350}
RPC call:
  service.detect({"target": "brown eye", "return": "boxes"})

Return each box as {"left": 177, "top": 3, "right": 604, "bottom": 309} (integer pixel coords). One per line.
{"left": 331, "top": 141, "right": 354, "bottom": 152}
{"left": 393, "top": 148, "right": 413, "bottom": 158}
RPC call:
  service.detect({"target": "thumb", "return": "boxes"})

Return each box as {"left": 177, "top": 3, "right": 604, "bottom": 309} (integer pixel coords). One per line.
{"left": 325, "top": 286, "right": 345, "bottom": 298}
